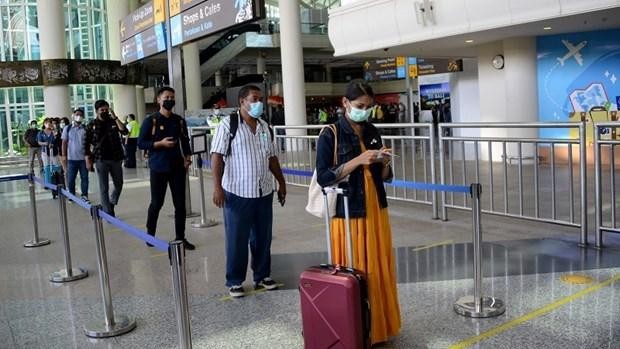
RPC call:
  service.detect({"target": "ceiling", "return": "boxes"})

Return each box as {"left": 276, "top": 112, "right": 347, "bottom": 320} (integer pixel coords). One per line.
{"left": 354, "top": 7, "right": 620, "bottom": 58}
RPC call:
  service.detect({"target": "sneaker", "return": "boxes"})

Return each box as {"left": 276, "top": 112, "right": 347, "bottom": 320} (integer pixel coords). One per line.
{"left": 81, "top": 195, "right": 90, "bottom": 204}
{"left": 255, "top": 277, "right": 278, "bottom": 291}
{"left": 183, "top": 239, "right": 196, "bottom": 251}
{"left": 229, "top": 285, "right": 245, "bottom": 298}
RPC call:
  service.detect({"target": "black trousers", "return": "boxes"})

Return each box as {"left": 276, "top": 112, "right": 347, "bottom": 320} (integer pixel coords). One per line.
{"left": 146, "top": 168, "right": 186, "bottom": 240}
{"left": 124, "top": 138, "right": 137, "bottom": 168}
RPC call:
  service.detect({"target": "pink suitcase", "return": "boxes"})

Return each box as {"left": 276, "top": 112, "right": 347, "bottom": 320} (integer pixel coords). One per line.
{"left": 299, "top": 187, "right": 370, "bottom": 349}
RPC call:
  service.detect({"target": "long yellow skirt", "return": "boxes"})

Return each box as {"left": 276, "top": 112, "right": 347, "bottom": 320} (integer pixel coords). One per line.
{"left": 330, "top": 166, "right": 401, "bottom": 345}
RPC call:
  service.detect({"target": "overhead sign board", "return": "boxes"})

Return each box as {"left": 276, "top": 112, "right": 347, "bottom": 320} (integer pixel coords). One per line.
{"left": 364, "top": 56, "right": 415, "bottom": 81}
{"left": 120, "top": 0, "right": 165, "bottom": 42}
{"left": 121, "top": 23, "right": 167, "bottom": 65}
{"left": 169, "top": 0, "right": 206, "bottom": 17}
{"left": 417, "top": 58, "right": 463, "bottom": 75}
{"left": 170, "top": 0, "right": 264, "bottom": 47}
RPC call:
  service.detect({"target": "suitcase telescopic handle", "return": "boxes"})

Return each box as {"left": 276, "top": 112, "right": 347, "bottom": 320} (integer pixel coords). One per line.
{"left": 322, "top": 185, "right": 354, "bottom": 269}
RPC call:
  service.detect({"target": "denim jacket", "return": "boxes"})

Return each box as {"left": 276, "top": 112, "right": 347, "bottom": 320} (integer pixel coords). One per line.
{"left": 316, "top": 117, "right": 393, "bottom": 218}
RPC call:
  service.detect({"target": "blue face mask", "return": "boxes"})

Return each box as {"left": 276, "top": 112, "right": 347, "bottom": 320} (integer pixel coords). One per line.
{"left": 248, "top": 101, "right": 263, "bottom": 118}
{"left": 348, "top": 106, "right": 371, "bottom": 122}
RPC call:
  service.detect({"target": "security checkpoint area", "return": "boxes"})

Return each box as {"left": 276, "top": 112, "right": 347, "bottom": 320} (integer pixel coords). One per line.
{"left": 0, "top": 119, "right": 617, "bottom": 348}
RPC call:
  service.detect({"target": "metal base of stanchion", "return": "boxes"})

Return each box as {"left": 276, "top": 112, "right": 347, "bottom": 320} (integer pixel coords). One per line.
{"left": 49, "top": 267, "right": 88, "bottom": 283}
{"left": 454, "top": 296, "right": 505, "bottom": 318}
{"left": 191, "top": 219, "right": 218, "bottom": 229}
{"left": 84, "top": 314, "right": 137, "bottom": 338}
{"left": 24, "top": 238, "right": 51, "bottom": 248}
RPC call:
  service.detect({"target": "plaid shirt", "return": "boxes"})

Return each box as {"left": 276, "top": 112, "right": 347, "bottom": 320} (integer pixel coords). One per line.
{"left": 85, "top": 117, "right": 127, "bottom": 161}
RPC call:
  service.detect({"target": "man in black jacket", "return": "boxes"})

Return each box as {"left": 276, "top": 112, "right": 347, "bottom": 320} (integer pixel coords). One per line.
{"left": 85, "top": 99, "right": 127, "bottom": 216}
{"left": 24, "top": 120, "right": 43, "bottom": 174}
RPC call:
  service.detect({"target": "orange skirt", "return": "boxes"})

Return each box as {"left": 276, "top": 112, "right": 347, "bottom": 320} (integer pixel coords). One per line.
{"left": 330, "top": 166, "right": 401, "bottom": 345}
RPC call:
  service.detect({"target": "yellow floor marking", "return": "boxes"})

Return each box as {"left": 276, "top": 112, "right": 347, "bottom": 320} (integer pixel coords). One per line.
{"left": 449, "top": 274, "right": 620, "bottom": 349}
{"left": 560, "top": 274, "right": 595, "bottom": 285}
{"left": 219, "top": 283, "right": 286, "bottom": 302}
{"left": 412, "top": 240, "right": 454, "bottom": 252}
{"left": 150, "top": 252, "right": 168, "bottom": 258}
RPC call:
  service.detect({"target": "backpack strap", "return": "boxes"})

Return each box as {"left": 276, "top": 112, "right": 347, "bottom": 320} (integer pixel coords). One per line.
{"left": 225, "top": 112, "right": 240, "bottom": 157}
{"left": 150, "top": 115, "right": 158, "bottom": 137}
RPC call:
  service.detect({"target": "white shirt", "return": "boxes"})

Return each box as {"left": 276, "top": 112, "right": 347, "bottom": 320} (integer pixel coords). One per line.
{"left": 210, "top": 115, "right": 276, "bottom": 198}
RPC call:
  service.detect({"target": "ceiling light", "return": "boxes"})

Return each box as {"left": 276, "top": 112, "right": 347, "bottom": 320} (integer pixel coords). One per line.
{"left": 465, "top": 39, "right": 474, "bottom": 43}
{"left": 543, "top": 26, "right": 552, "bottom": 30}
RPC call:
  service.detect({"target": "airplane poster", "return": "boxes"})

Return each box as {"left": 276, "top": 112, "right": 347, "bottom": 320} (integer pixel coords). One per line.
{"left": 537, "top": 29, "right": 620, "bottom": 138}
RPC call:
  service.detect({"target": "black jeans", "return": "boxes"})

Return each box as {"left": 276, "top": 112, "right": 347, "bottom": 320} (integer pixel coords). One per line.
{"left": 124, "top": 138, "right": 138, "bottom": 168}
{"left": 146, "top": 168, "right": 186, "bottom": 240}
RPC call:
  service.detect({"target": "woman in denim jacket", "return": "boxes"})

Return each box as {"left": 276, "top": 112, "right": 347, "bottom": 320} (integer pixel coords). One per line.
{"left": 316, "top": 79, "right": 401, "bottom": 345}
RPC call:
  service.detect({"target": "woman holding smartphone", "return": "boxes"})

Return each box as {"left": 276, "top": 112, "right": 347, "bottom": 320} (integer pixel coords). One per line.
{"left": 315, "top": 79, "right": 401, "bottom": 345}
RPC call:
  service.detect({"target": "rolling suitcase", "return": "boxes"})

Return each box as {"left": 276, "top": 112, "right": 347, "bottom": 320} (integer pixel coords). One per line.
{"left": 299, "top": 186, "right": 371, "bottom": 349}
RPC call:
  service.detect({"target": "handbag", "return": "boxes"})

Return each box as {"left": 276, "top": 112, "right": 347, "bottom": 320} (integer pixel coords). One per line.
{"left": 306, "top": 124, "right": 338, "bottom": 218}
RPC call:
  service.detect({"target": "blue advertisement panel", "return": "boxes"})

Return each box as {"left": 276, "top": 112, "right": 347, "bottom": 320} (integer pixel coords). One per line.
{"left": 537, "top": 29, "right": 620, "bottom": 138}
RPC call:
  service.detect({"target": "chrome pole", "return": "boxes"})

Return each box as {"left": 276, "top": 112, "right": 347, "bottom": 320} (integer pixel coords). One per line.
{"left": 322, "top": 189, "right": 332, "bottom": 263}
{"left": 454, "top": 183, "right": 505, "bottom": 318}
{"left": 184, "top": 173, "right": 200, "bottom": 218}
{"left": 579, "top": 122, "right": 588, "bottom": 246}
{"left": 85, "top": 206, "right": 136, "bottom": 338}
{"left": 191, "top": 155, "right": 217, "bottom": 228}
{"left": 439, "top": 125, "right": 448, "bottom": 221}
{"left": 50, "top": 184, "right": 88, "bottom": 283}
{"left": 24, "top": 173, "right": 50, "bottom": 248}
{"left": 170, "top": 240, "right": 192, "bottom": 349}
{"left": 594, "top": 126, "right": 603, "bottom": 249}
{"left": 430, "top": 124, "right": 438, "bottom": 219}
{"left": 343, "top": 189, "right": 354, "bottom": 267}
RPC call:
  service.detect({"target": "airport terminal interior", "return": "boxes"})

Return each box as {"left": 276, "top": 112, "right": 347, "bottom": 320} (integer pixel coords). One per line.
{"left": 1, "top": 0, "right": 620, "bottom": 348}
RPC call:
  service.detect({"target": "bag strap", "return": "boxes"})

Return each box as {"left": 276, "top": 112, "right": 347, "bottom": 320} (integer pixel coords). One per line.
{"left": 226, "top": 112, "right": 240, "bottom": 157}
{"left": 150, "top": 115, "right": 158, "bottom": 137}
{"left": 322, "top": 124, "right": 338, "bottom": 166}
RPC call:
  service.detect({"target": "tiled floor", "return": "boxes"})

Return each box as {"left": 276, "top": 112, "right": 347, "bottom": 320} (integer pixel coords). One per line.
{"left": 1, "top": 163, "right": 619, "bottom": 348}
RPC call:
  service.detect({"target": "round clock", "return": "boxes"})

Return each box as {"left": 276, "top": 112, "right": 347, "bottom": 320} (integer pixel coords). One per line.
{"left": 492, "top": 54, "right": 505, "bottom": 69}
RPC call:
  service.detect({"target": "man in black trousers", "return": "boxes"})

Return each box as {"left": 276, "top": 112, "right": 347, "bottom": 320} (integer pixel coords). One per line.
{"left": 138, "top": 87, "right": 195, "bottom": 250}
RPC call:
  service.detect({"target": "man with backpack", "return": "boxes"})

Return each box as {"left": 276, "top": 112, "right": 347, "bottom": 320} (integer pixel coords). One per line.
{"left": 210, "top": 85, "right": 287, "bottom": 298}
{"left": 138, "top": 87, "right": 196, "bottom": 251}
{"left": 61, "top": 108, "right": 90, "bottom": 203}
{"left": 24, "top": 120, "right": 43, "bottom": 175}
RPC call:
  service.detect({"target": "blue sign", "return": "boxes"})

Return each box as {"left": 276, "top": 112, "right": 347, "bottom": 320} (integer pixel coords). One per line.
{"left": 537, "top": 29, "right": 620, "bottom": 137}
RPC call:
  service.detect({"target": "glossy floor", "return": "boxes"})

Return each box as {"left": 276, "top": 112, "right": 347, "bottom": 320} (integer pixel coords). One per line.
{"left": 0, "top": 163, "right": 619, "bottom": 348}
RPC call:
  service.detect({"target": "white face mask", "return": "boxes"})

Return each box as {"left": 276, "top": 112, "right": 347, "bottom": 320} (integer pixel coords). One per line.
{"left": 73, "top": 115, "right": 83, "bottom": 123}
{"left": 213, "top": 109, "right": 220, "bottom": 115}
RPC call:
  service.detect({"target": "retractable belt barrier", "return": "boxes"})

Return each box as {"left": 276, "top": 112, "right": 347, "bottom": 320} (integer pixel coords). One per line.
{"left": 1, "top": 173, "right": 193, "bottom": 348}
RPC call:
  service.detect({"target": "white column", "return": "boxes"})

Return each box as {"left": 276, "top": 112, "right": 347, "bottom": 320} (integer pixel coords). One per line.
{"left": 477, "top": 37, "right": 538, "bottom": 161}
{"left": 107, "top": 0, "right": 137, "bottom": 119}
{"left": 257, "top": 51, "right": 266, "bottom": 75}
{"left": 183, "top": 42, "right": 203, "bottom": 111}
{"left": 279, "top": 0, "right": 307, "bottom": 127}
{"left": 136, "top": 86, "right": 146, "bottom": 123}
{"left": 37, "top": 0, "right": 71, "bottom": 118}
{"left": 215, "top": 70, "right": 223, "bottom": 87}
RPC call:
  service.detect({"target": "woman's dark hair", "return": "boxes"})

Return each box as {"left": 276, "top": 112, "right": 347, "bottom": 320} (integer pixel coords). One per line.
{"left": 94, "top": 99, "right": 109, "bottom": 110}
{"left": 344, "top": 79, "right": 374, "bottom": 101}
{"left": 61, "top": 117, "right": 70, "bottom": 125}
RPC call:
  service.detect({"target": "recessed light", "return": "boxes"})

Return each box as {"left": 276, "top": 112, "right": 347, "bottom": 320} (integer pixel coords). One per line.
{"left": 543, "top": 26, "right": 552, "bottom": 30}
{"left": 465, "top": 39, "right": 474, "bottom": 43}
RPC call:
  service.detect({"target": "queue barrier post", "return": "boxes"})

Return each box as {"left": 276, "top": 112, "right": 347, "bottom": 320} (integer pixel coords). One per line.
{"left": 84, "top": 205, "right": 137, "bottom": 338}
{"left": 49, "top": 183, "right": 88, "bottom": 283}
{"left": 169, "top": 240, "right": 192, "bottom": 349}
{"left": 453, "top": 183, "right": 505, "bottom": 318}
{"left": 24, "top": 173, "right": 51, "bottom": 248}
{"left": 191, "top": 154, "right": 217, "bottom": 229}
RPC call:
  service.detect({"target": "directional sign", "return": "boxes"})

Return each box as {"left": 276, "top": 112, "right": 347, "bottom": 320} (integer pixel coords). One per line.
{"left": 120, "top": 23, "right": 167, "bottom": 65}
{"left": 417, "top": 58, "right": 463, "bottom": 76}
{"left": 169, "top": 0, "right": 207, "bottom": 17}
{"left": 120, "top": 0, "right": 165, "bottom": 42}
{"left": 363, "top": 56, "right": 408, "bottom": 81}
{"left": 170, "top": 0, "right": 264, "bottom": 47}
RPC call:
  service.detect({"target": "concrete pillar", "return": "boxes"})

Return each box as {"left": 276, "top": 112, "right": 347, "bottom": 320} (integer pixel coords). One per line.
{"left": 215, "top": 70, "right": 223, "bottom": 87}
{"left": 477, "top": 37, "right": 538, "bottom": 161}
{"left": 107, "top": 0, "right": 137, "bottom": 119}
{"left": 37, "top": 0, "right": 71, "bottom": 118}
{"left": 136, "top": 86, "right": 146, "bottom": 123}
{"left": 325, "top": 64, "right": 333, "bottom": 83}
{"left": 279, "top": 0, "right": 307, "bottom": 127}
{"left": 128, "top": 0, "right": 140, "bottom": 11}
{"left": 183, "top": 42, "right": 202, "bottom": 111}
{"left": 257, "top": 51, "right": 266, "bottom": 75}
